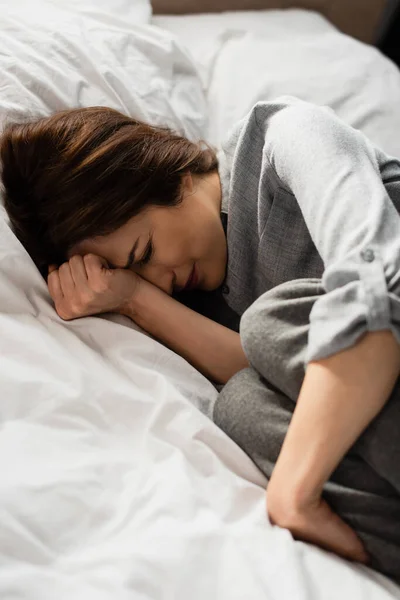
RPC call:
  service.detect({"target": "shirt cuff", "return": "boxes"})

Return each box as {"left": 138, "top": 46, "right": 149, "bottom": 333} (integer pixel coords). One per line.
{"left": 306, "top": 247, "right": 400, "bottom": 362}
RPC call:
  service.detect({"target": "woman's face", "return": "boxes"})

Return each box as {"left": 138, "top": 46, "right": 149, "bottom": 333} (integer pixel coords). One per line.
{"left": 68, "top": 172, "right": 227, "bottom": 296}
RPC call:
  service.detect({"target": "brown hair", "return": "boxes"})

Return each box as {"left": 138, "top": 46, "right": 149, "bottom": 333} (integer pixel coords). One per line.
{"left": 0, "top": 106, "right": 217, "bottom": 277}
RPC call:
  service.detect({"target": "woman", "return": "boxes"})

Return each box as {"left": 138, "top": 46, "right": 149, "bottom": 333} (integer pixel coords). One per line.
{"left": 2, "top": 97, "right": 400, "bottom": 579}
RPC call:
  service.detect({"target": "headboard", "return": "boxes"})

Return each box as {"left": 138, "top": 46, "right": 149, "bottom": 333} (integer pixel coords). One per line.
{"left": 151, "top": 0, "right": 398, "bottom": 44}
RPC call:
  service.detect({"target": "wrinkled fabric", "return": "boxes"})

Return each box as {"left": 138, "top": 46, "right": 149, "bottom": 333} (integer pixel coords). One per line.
{"left": 218, "top": 96, "right": 400, "bottom": 363}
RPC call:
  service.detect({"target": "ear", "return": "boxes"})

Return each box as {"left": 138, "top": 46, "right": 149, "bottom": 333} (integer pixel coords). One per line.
{"left": 181, "top": 172, "right": 194, "bottom": 194}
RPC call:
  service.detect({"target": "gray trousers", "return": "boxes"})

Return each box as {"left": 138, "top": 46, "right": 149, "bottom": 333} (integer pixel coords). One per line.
{"left": 213, "top": 280, "right": 400, "bottom": 582}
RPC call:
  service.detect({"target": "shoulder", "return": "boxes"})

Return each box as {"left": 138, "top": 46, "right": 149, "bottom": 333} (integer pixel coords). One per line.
{"left": 221, "top": 96, "right": 334, "bottom": 155}
{"left": 253, "top": 96, "right": 336, "bottom": 135}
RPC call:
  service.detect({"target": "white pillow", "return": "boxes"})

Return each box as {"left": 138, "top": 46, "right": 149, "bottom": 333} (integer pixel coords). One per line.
{"left": 206, "top": 9, "right": 400, "bottom": 157}
{"left": 0, "top": 0, "right": 207, "bottom": 140}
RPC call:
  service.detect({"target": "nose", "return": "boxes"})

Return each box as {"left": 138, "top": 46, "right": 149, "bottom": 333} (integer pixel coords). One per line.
{"left": 133, "top": 263, "right": 175, "bottom": 295}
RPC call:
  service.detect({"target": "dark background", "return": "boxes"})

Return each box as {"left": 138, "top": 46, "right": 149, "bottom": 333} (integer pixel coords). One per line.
{"left": 380, "top": 6, "right": 400, "bottom": 66}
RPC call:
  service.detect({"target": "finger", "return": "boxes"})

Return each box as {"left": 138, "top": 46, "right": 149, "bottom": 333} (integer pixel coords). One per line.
{"left": 58, "top": 262, "right": 75, "bottom": 297}
{"left": 68, "top": 255, "right": 90, "bottom": 288}
{"left": 317, "top": 504, "right": 370, "bottom": 564}
{"left": 47, "top": 269, "right": 64, "bottom": 301}
{"left": 295, "top": 500, "right": 369, "bottom": 564}
{"left": 83, "top": 253, "right": 107, "bottom": 281}
{"left": 48, "top": 264, "right": 58, "bottom": 274}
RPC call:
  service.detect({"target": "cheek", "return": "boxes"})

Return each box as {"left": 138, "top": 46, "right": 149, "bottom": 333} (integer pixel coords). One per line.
{"left": 198, "top": 223, "right": 218, "bottom": 260}
{"left": 156, "top": 232, "right": 193, "bottom": 267}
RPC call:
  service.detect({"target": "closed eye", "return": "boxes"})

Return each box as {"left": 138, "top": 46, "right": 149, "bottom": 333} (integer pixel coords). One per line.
{"left": 135, "top": 239, "right": 153, "bottom": 267}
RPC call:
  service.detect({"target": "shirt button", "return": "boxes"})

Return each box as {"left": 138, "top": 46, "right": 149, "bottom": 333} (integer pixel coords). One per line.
{"left": 361, "top": 248, "right": 375, "bottom": 263}
{"left": 222, "top": 284, "right": 230, "bottom": 295}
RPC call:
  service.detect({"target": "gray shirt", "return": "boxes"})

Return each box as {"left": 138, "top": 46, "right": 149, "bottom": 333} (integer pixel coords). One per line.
{"left": 217, "top": 96, "right": 400, "bottom": 363}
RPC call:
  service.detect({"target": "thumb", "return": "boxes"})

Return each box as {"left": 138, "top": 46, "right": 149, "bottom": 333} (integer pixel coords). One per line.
{"left": 83, "top": 253, "right": 112, "bottom": 273}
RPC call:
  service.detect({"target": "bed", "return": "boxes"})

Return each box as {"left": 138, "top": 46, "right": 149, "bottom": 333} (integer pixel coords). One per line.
{"left": 1, "top": 0, "right": 400, "bottom": 598}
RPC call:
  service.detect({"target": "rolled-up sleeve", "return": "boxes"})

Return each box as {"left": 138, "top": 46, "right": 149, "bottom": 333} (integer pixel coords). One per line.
{"left": 255, "top": 98, "right": 400, "bottom": 362}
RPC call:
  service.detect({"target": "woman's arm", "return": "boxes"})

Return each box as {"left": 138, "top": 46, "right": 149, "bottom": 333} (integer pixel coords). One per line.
{"left": 268, "top": 329, "right": 400, "bottom": 562}
{"left": 251, "top": 98, "right": 400, "bottom": 558}
{"left": 47, "top": 255, "right": 248, "bottom": 385}
{"left": 257, "top": 98, "right": 400, "bottom": 363}
{"left": 120, "top": 281, "right": 249, "bottom": 385}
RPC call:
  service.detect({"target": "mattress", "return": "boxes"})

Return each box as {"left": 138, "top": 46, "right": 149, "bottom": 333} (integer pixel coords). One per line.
{"left": 1, "top": 3, "right": 400, "bottom": 599}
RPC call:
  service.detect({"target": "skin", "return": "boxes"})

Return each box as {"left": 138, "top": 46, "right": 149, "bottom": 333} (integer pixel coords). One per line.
{"left": 47, "top": 168, "right": 400, "bottom": 569}
{"left": 68, "top": 171, "right": 227, "bottom": 295}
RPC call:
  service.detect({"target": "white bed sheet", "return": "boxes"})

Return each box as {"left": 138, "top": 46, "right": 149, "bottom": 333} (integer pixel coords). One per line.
{"left": 1, "top": 211, "right": 400, "bottom": 600}
{"left": 1, "top": 3, "right": 400, "bottom": 599}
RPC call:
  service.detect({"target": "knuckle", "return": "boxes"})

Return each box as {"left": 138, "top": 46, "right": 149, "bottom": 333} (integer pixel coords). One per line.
{"left": 70, "top": 301, "right": 83, "bottom": 315}
{"left": 84, "top": 253, "right": 97, "bottom": 264}
{"left": 92, "top": 280, "right": 108, "bottom": 294}
{"left": 59, "top": 313, "right": 72, "bottom": 322}
{"left": 56, "top": 298, "right": 84, "bottom": 321}
{"left": 80, "top": 291, "right": 95, "bottom": 306}
{"left": 56, "top": 306, "right": 72, "bottom": 321}
{"left": 59, "top": 262, "right": 69, "bottom": 273}
{"left": 69, "top": 254, "right": 82, "bottom": 264}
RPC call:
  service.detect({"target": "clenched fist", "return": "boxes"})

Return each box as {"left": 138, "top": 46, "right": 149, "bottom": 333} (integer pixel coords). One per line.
{"left": 47, "top": 254, "right": 140, "bottom": 320}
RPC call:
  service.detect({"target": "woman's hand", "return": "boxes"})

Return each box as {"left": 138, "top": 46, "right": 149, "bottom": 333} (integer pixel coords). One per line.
{"left": 266, "top": 481, "right": 369, "bottom": 563}
{"left": 47, "top": 254, "right": 141, "bottom": 320}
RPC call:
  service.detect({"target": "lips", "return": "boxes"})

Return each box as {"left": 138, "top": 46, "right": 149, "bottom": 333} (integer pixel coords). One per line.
{"left": 182, "top": 264, "right": 198, "bottom": 291}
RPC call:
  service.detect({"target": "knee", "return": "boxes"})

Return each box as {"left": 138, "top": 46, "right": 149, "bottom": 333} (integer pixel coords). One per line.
{"left": 213, "top": 368, "right": 256, "bottom": 442}
{"left": 213, "top": 366, "right": 293, "bottom": 480}
{"left": 241, "top": 279, "right": 321, "bottom": 350}
{"left": 240, "top": 279, "right": 323, "bottom": 397}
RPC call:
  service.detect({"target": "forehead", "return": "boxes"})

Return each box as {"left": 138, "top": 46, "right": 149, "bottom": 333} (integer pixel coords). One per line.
{"left": 68, "top": 211, "right": 150, "bottom": 258}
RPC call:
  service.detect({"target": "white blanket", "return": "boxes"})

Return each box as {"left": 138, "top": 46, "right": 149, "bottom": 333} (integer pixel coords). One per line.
{"left": 0, "top": 0, "right": 207, "bottom": 140}
{"left": 1, "top": 2, "right": 400, "bottom": 598}
{"left": 1, "top": 212, "right": 399, "bottom": 599}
